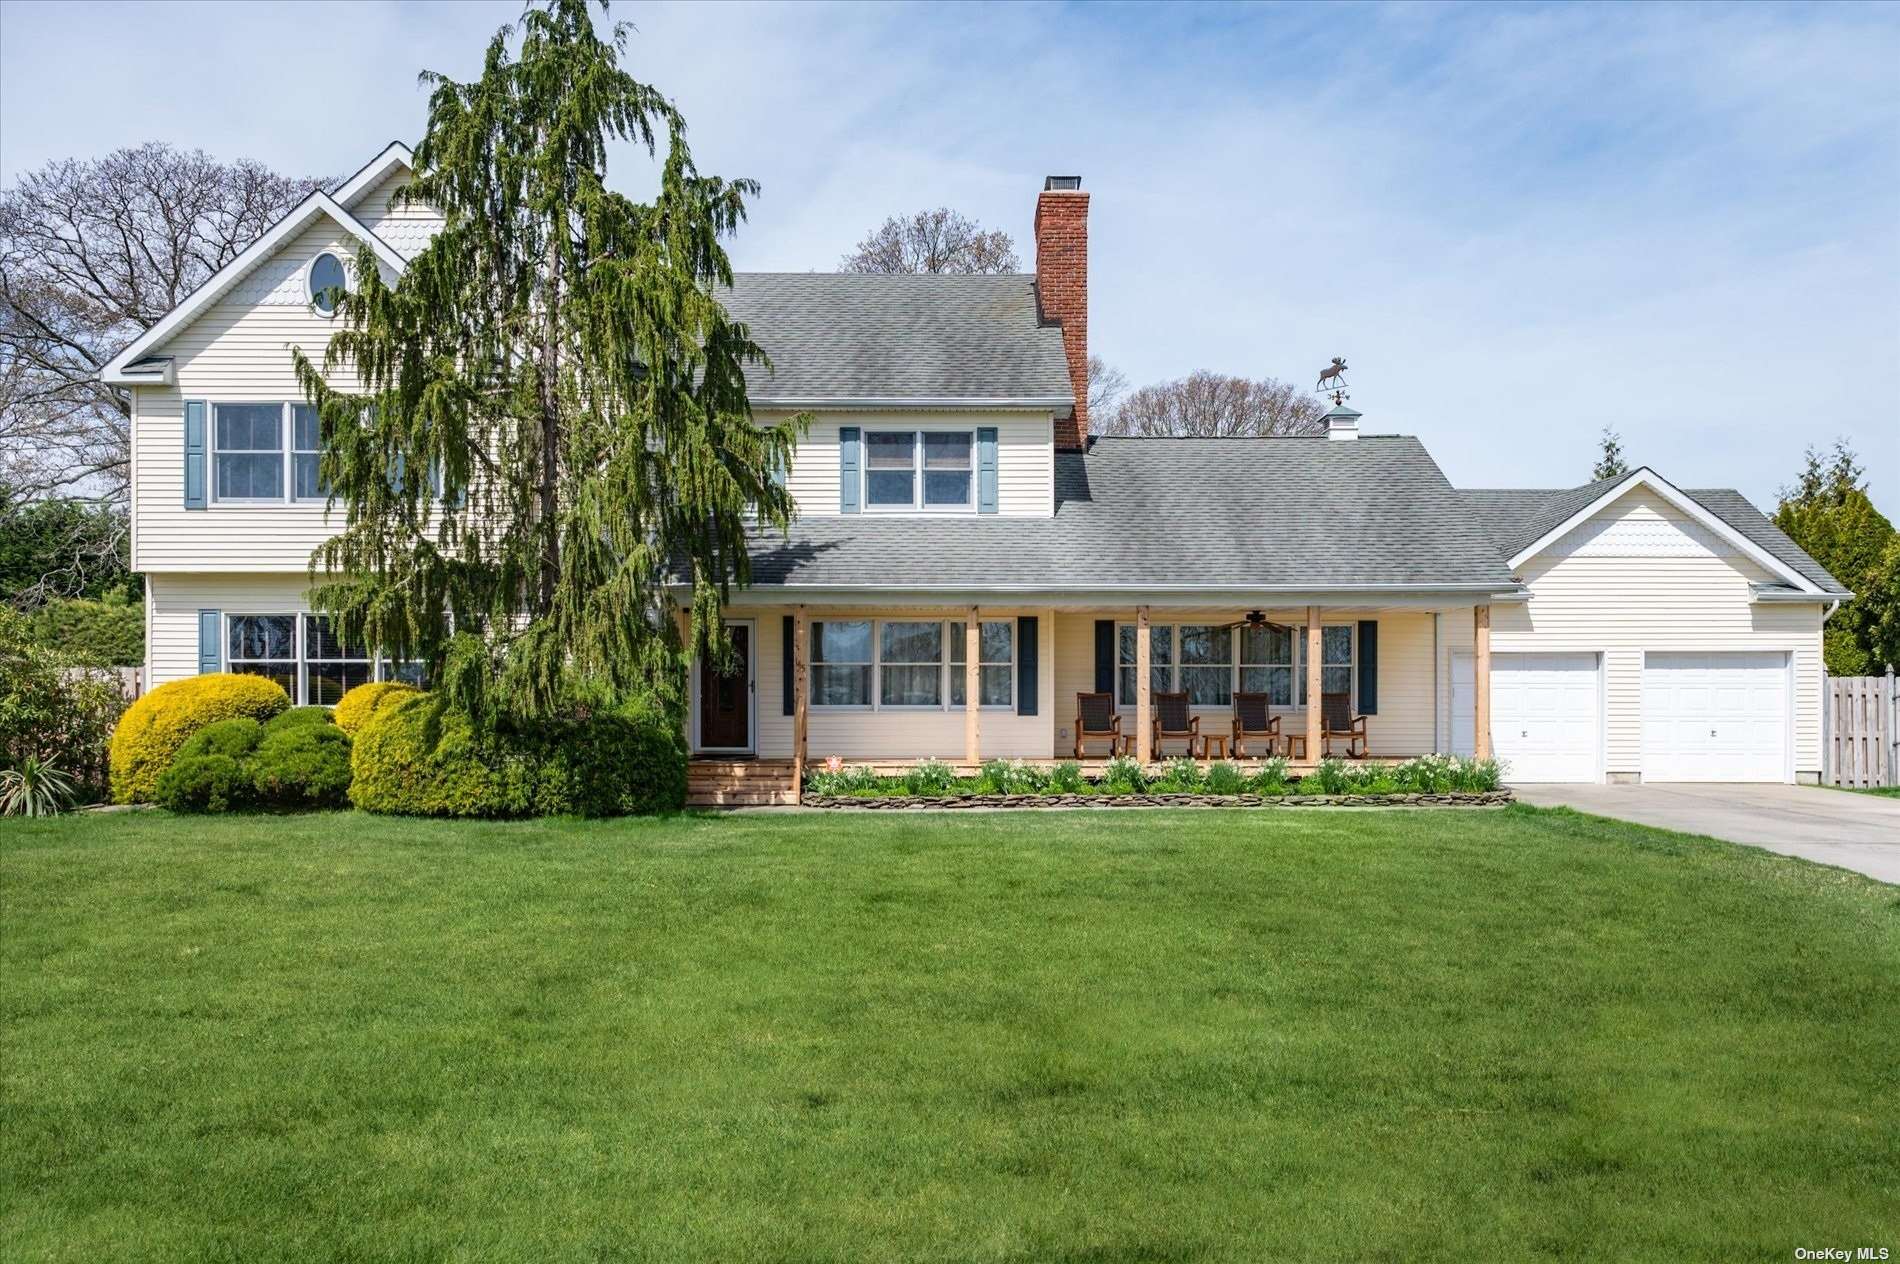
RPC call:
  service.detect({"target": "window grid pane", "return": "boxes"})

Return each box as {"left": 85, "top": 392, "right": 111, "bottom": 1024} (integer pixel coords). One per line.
{"left": 880, "top": 620, "right": 943, "bottom": 707}
{"left": 214, "top": 404, "right": 284, "bottom": 501}
{"left": 951, "top": 621, "right": 1012, "bottom": 706}
{"left": 811, "top": 621, "right": 872, "bottom": 706}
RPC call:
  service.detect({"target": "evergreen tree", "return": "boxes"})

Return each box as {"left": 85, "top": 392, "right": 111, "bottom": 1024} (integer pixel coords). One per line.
{"left": 1774, "top": 440, "right": 1897, "bottom": 675}
{"left": 294, "top": 0, "right": 803, "bottom": 721}
{"left": 1591, "top": 428, "right": 1628, "bottom": 482}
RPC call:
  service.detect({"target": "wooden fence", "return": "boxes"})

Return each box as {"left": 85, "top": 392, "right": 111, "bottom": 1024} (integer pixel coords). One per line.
{"left": 1824, "top": 670, "right": 1898, "bottom": 788}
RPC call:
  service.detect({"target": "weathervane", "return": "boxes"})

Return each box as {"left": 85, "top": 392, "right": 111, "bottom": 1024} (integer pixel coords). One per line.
{"left": 1316, "top": 357, "right": 1350, "bottom": 406}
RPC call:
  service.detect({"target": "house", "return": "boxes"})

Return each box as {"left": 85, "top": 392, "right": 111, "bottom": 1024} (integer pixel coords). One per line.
{"left": 102, "top": 144, "right": 1850, "bottom": 798}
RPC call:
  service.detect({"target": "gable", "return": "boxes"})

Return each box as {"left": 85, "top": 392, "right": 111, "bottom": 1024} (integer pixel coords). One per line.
{"left": 1544, "top": 486, "right": 1743, "bottom": 562}
{"left": 222, "top": 217, "right": 395, "bottom": 309}
{"left": 346, "top": 168, "right": 442, "bottom": 262}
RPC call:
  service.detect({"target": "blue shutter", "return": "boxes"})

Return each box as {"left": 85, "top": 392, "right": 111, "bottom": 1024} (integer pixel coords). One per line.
{"left": 782, "top": 615, "right": 795, "bottom": 716}
{"left": 838, "top": 427, "right": 860, "bottom": 513}
{"left": 1017, "top": 616, "right": 1038, "bottom": 715}
{"left": 977, "top": 426, "right": 998, "bottom": 514}
{"left": 197, "top": 610, "right": 222, "bottom": 674}
{"left": 1357, "top": 620, "right": 1378, "bottom": 715}
{"left": 1094, "top": 620, "right": 1115, "bottom": 694}
{"left": 183, "top": 401, "right": 207, "bottom": 509}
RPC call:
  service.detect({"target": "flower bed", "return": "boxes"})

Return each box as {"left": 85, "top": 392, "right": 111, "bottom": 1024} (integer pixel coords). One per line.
{"left": 800, "top": 754, "right": 1509, "bottom": 809}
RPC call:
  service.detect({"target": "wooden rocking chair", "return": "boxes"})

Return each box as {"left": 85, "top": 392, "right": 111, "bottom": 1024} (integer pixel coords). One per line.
{"left": 1321, "top": 691, "right": 1369, "bottom": 758}
{"left": 1074, "top": 692, "right": 1126, "bottom": 758}
{"left": 1231, "top": 692, "right": 1282, "bottom": 759}
{"left": 1151, "top": 691, "right": 1199, "bottom": 758}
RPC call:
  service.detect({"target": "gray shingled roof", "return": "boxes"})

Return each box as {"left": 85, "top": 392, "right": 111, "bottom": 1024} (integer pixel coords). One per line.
{"left": 739, "top": 436, "right": 1518, "bottom": 590}
{"left": 720, "top": 273, "right": 1073, "bottom": 403}
{"left": 1459, "top": 480, "right": 1847, "bottom": 593}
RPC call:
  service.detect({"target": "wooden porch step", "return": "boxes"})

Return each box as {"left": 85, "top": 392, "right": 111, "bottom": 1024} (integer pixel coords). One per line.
{"left": 686, "top": 758, "right": 797, "bottom": 808}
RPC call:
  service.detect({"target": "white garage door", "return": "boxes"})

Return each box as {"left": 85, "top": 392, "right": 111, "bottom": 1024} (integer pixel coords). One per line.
{"left": 1642, "top": 652, "right": 1787, "bottom": 782}
{"left": 1452, "top": 652, "right": 1601, "bottom": 783}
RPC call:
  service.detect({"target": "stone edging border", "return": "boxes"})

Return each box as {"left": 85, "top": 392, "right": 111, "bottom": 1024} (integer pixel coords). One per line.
{"left": 801, "top": 790, "right": 1514, "bottom": 810}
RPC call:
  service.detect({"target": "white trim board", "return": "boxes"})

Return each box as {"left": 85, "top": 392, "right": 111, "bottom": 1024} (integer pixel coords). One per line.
{"left": 1507, "top": 468, "right": 1821, "bottom": 595}
{"left": 102, "top": 189, "right": 409, "bottom": 385}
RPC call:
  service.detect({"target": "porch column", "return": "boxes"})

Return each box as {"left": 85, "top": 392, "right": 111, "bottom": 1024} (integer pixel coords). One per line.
{"left": 1305, "top": 605, "right": 1322, "bottom": 762}
{"left": 1473, "top": 604, "right": 1492, "bottom": 761}
{"left": 1135, "top": 606, "right": 1152, "bottom": 764}
{"left": 792, "top": 604, "right": 809, "bottom": 787}
{"left": 676, "top": 603, "right": 694, "bottom": 750}
{"left": 964, "top": 607, "right": 980, "bottom": 763}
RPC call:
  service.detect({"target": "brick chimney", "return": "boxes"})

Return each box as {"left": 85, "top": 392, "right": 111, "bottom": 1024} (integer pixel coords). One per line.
{"left": 1035, "top": 176, "right": 1089, "bottom": 450}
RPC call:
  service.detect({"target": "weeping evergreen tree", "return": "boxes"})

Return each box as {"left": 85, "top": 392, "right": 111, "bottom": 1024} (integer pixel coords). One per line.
{"left": 293, "top": 0, "right": 801, "bottom": 723}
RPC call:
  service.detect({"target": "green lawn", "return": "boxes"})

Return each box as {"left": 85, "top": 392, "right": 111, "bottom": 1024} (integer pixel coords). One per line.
{"left": 3, "top": 807, "right": 1895, "bottom": 1262}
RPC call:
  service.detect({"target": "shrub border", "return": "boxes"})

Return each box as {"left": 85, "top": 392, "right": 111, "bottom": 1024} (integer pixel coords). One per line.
{"left": 801, "top": 790, "right": 1514, "bottom": 810}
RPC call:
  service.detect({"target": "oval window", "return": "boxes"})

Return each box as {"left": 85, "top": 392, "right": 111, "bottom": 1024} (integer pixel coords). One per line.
{"left": 308, "top": 252, "right": 346, "bottom": 315}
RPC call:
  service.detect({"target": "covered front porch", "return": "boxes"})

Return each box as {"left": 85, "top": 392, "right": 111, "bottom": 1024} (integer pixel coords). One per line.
{"left": 688, "top": 596, "right": 1504, "bottom": 791}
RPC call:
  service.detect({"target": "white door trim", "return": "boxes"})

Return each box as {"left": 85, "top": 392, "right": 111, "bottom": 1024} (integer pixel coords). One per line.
{"left": 1639, "top": 648, "right": 1792, "bottom": 784}
{"left": 690, "top": 619, "right": 756, "bottom": 755}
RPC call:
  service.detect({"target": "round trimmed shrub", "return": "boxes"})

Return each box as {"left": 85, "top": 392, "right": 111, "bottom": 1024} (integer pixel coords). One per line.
{"left": 267, "top": 706, "right": 334, "bottom": 732}
{"left": 153, "top": 754, "right": 254, "bottom": 813}
{"left": 251, "top": 719, "right": 353, "bottom": 810}
{"left": 175, "top": 717, "right": 265, "bottom": 762}
{"left": 333, "top": 682, "right": 423, "bottom": 737}
{"left": 109, "top": 673, "right": 289, "bottom": 803}
{"left": 350, "top": 693, "right": 685, "bottom": 818}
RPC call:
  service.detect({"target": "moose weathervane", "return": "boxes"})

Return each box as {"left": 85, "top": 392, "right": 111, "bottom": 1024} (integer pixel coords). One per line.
{"left": 1316, "top": 357, "right": 1350, "bottom": 406}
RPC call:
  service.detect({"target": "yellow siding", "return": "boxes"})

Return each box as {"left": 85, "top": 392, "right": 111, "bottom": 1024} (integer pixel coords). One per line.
{"left": 1487, "top": 487, "right": 1825, "bottom": 776}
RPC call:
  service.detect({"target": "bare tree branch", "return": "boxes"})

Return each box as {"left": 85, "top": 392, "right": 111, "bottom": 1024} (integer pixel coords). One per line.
{"left": 0, "top": 143, "right": 324, "bottom": 504}
{"left": 1094, "top": 370, "right": 1325, "bottom": 438}
{"left": 840, "top": 207, "right": 1019, "bottom": 274}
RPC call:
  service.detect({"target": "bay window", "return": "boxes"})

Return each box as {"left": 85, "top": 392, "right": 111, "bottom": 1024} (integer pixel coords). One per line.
{"left": 863, "top": 430, "right": 974, "bottom": 510}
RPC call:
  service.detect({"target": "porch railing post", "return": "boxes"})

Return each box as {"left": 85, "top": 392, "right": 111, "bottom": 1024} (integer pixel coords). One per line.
{"left": 792, "top": 604, "right": 809, "bottom": 790}
{"left": 1474, "top": 604, "right": 1492, "bottom": 762}
{"left": 1136, "top": 606, "right": 1152, "bottom": 764}
{"left": 1305, "top": 606, "right": 1322, "bottom": 763}
{"left": 964, "top": 607, "right": 980, "bottom": 764}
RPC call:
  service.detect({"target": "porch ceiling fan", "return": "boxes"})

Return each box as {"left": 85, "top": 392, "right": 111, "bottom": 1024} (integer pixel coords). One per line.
{"left": 1217, "top": 609, "right": 1292, "bottom": 635}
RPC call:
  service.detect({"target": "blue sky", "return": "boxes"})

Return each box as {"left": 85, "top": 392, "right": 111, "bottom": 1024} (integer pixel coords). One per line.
{"left": 2, "top": 0, "right": 1894, "bottom": 507}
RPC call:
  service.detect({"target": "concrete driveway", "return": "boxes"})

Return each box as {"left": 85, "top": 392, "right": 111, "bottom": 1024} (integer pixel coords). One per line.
{"left": 1511, "top": 782, "right": 1900, "bottom": 884}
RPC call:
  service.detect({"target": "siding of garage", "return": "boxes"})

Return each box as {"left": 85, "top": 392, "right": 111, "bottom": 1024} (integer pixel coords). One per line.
{"left": 1485, "top": 487, "right": 1826, "bottom": 780}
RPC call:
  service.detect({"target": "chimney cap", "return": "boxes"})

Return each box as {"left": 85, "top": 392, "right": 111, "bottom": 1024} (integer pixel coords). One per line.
{"left": 1043, "top": 175, "right": 1082, "bottom": 191}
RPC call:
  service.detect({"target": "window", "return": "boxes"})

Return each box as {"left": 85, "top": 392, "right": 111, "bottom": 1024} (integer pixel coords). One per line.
{"left": 1177, "top": 624, "right": 1232, "bottom": 706}
{"left": 212, "top": 402, "right": 328, "bottom": 503}
{"left": 863, "top": 430, "right": 974, "bottom": 510}
{"left": 1117, "top": 624, "right": 1172, "bottom": 707}
{"left": 950, "top": 620, "right": 1014, "bottom": 707}
{"left": 228, "top": 615, "right": 297, "bottom": 695}
{"left": 1300, "top": 625, "right": 1355, "bottom": 704}
{"left": 291, "top": 405, "right": 325, "bottom": 500}
{"left": 214, "top": 403, "right": 285, "bottom": 501}
{"left": 811, "top": 620, "right": 873, "bottom": 707}
{"left": 879, "top": 621, "right": 943, "bottom": 707}
{"left": 302, "top": 615, "right": 373, "bottom": 705}
{"left": 309, "top": 252, "right": 346, "bottom": 315}
{"left": 1241, "top": 623, "right": 1295, "bottom": 706}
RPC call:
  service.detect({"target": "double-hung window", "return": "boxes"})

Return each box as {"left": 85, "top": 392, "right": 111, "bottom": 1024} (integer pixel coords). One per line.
{"left": 1177, "top": 624, "right": 1232, "bottom": 706}
{"left": 227, "top": 615, "right": 298, "bottom": 695}
{"left": 811, "top": 620, "right": 874, "bottom": 707}
{"left": 1240, "top": 623, "right": 1296, "bottom": 705}
{"left": 950, "top": 620, "right": 1014, "bottom": 707}
{"left": 1299, "top": 626, "right": 1355, "bottom": 704}
{"left": 302, "top": 615, "right": 374, "bottom": 705}
{"left": 212, "top": 402, "right": 327, "bottom": 503}
{"left": 1117, "top": 624, "right": 1172, "bottom": 707}
{"left": 863, "top": 430, "right": 974, "bottom": 510}
{"left": 879, "top": 621, "right": 943, "bottom": 707}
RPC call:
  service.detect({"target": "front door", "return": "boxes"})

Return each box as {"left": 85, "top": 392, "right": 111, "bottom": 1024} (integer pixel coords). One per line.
{"left": 697, "top": 623, "right": 752, "bottom": 752}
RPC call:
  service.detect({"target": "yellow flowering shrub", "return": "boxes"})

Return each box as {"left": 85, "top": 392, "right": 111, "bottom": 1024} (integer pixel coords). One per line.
{"left": 108, "top": 673, "right": 290, "bottom": 803}
{"left": 332, "top": 681, "right": 423, "bottom": 737}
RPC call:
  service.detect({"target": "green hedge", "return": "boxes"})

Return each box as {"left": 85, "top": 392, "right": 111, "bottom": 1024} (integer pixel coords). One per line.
{"left": 350, "top": 693, "right": 685, "bottom": 818}
{"left": 151, "top": 708, "right": 353, "bottom": 813}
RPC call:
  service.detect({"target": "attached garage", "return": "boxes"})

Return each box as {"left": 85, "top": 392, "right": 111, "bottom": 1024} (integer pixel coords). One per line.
{"left": 1452, "top": 651, "right": 1602, "bottom": 783}
{"left": 1640, "top": 652, "right": 1789, "bottom": 783}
